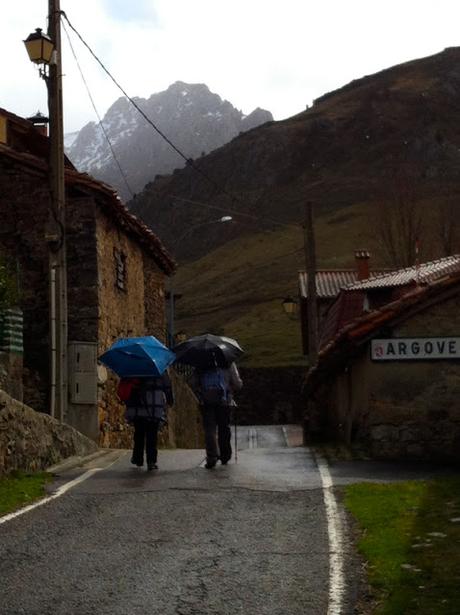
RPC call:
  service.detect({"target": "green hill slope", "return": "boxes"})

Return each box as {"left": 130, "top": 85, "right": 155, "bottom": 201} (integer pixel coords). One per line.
{"left": 174, "top": 202, "right": 377, "bottom": 366}
{"left": 129, "top": 47, "right": 460, "bottom": 366}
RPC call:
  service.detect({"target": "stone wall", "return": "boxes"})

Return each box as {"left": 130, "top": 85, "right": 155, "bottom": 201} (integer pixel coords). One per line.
{"left": 0, "top": 352, "right": 22, "bottom": 402}
{"left": 0, "top": 389, "right": 97, "bottom": 475}
{"left": 96, "top": 213, "right": 148, "bottom": 446}
{"left": 66, "top": 193, "right": 99, "bottom": 341}
{"left": 0, "top": 158, "right": 52, "bottom": 412}
{"left": 95, "top": 213, "right": 174, "bottom": 447}
{"left": 315, "top": 291, "right": 460, "bottom": 461}
{"left": 0, "top": 155, "right": 196, "bottom": 450}
{"left": 237, "top": 366, "right": 307, "bottom": 425}
{"left": 143, "top": 256, "right": 168, "bottom": 342}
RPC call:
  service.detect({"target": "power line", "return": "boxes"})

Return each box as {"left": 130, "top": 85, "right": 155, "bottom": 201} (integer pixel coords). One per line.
{"left": 60, "top": 11, "right": 307, "bottom": 238}
{"left": 170, "top": 195, "right": 300, "bottom": 230}
{"left": 61, "top": 19, "right": 135, "bottom": 199}
{"left": 60, "top": 11, "right": 236, "bottom": 200}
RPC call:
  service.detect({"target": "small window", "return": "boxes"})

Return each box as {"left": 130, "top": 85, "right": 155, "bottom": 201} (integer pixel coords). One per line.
{"left": 114, "top": 249, "right": 127, "bottom": 291}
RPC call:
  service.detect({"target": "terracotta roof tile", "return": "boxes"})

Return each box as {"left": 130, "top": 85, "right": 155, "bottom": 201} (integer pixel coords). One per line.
{"left": 299, "top": 269, "right": 388, "bottom": 298}
{"left": 309, "top": 270, "right": 460, "bottom": 381}
{"left": 346, "top": 255, "right": 460, "bottom": 290}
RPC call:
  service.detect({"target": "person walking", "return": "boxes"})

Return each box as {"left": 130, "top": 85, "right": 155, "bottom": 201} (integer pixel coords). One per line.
{"left": 194, "top": 361, "right": 243, "bottom": 469}
{"left": 119, "top": 371, "right": 174, "bottom": 471}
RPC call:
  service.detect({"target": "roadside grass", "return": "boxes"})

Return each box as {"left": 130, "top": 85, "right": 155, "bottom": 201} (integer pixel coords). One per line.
{"left": 344, "top": 478, "right": 460, "bottom": 614}
{"left": 0, "top": 471, "right": 53, "bottom": 516}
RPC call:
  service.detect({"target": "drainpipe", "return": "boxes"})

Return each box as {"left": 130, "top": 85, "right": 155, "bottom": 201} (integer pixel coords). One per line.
{"left": 168, "top": 277, "right": 175, "bottom": 346}
{"left": 50, "top": 261, "right": 57, "bottom": 418}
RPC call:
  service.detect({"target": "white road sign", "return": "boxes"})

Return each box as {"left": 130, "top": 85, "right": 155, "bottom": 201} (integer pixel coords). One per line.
{"left": 371, "top": 337, "right": 460, "bottom": 361}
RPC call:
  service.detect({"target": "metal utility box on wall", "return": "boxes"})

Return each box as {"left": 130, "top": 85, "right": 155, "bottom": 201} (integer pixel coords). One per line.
{"left": 68, "top": 341, "right": 98, "bottom": 404}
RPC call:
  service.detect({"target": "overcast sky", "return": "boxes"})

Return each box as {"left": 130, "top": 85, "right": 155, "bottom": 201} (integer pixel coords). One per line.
{"left": 3, "top": 0, "right": 460, "bottom": 133}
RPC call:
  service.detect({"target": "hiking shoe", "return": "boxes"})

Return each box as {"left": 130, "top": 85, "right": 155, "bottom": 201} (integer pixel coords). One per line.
{"left": 147, "top": 463, "right": 158, "bottom": 471}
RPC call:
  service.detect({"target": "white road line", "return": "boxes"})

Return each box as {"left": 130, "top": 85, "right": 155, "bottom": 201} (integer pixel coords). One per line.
{"left": 0, "top": 468, "right": 102, "bottom": 526}
{"left": 281, "top": 425, "right": 289, "bottom": 447}
{"left": 316, "top": 456, "right": 346, "bottom": 615}
{"left": 248, "top": 427, "right": 257, "bottom": 449}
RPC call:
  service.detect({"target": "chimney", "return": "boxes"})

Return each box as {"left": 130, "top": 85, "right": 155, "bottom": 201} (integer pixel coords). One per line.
{"left": 355, "top": 250, "right": 370, "bottom": 280}
{"left": 26, "top": 111, "right": 49, "bottom": 137}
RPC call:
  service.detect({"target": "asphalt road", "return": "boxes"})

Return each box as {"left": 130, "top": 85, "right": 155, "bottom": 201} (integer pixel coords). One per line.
{"left": 0, "top": 426, "right": 360, "bottom": 615}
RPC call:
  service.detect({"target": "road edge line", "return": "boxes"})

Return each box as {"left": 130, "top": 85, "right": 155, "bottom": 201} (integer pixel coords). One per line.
{"left": 315, "top": 454, "right": 346, "bottom": 615}
{"left": 0, "top": 468, "right": 101, "bottom": 526}
{"left": 281, "top": 425, "right": 289, "bottom": 446}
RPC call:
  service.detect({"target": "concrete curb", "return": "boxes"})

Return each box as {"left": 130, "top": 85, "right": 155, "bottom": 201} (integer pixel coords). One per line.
{"left": 47, "top": 449, "right": 120, "bottom": 474}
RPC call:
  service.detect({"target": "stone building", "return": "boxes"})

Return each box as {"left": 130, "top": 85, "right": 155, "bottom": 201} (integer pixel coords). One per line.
{"left": 306, "top": 256, "right": 460, "bottom": 461}
{"left": 0, "top": 108, "right": 197, "bottom": 447}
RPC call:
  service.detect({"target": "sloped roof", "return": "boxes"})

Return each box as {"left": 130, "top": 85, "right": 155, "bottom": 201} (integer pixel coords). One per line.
{"left": 315, "top": 255, "right": 460, "bottom": 348}
{"left": 298, "top": 269, "right": 387, "bottom": 299}
{"left": 299, "top": 270, "right": 358, "bottom": 299}
{"left": 346, "top": 255, "right": 460, "bottom": 290}
{"left": 0, "top": 114, "right": 175, "bottom": 275}
{"left": 319, "top": 289, "right": 366, "bottom": 347}
{"left": 308, "top": 269, "right": 460, "bottom": 384}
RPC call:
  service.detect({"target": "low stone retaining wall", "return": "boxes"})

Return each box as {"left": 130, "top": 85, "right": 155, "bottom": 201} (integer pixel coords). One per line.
{"left": 237, "top": 366, "right": 307, "bottom": 425}
{"left": 0, "top": 389, "right": 98, "bottom": 474}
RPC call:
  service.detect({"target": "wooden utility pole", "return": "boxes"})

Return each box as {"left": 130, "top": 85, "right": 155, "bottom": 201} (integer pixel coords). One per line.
{"left": 304, "top": 202, "right": 318, "bottom": 365}
{"left": 47, "top": 0, "right": 68, "bottom": 421}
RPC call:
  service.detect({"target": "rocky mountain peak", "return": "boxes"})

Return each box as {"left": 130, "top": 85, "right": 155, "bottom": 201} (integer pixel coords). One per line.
{"left": 66, "top": 83, "right": 273, "bottom": 200}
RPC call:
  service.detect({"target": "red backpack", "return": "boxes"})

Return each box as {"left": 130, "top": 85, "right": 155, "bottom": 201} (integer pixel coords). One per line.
{"left": 117, "top": 378, "right": 139, "bottom": 402}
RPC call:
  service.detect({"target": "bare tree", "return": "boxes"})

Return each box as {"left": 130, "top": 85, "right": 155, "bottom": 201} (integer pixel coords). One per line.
{"left": 377, "top": 165, "right": 424, "bottom": 268}
{"left": 436, "top": 180, "right": 460, "bottom": 257}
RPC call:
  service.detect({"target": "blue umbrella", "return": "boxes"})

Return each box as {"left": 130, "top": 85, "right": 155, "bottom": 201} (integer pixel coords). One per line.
{"left": 99, "top": 336, "right": 175, "bottom": 378}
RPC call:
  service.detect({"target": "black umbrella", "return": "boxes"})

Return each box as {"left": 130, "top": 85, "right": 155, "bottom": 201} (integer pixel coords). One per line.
{"left": 173, "top": 333, "right": 244, "bottom": 369}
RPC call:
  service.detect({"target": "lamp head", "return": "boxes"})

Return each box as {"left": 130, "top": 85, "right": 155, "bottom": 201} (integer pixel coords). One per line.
{"left": 24, "top": 28, "right": 54, "bottom": 65}
{"left": 282, "top": 296, "right": 298, "bottom": 316}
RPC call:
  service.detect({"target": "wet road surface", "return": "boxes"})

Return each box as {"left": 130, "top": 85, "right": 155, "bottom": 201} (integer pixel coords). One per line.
{"left": 0, "top": 425, "right": 359, "bottom": 615}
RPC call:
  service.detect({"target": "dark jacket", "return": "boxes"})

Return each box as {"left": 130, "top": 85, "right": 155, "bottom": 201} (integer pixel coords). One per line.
{"left": 123, "top": 372, "right": 174, "bottom": 421}
{"left": 193, "top": 363, "right": 243, "bottom": 406}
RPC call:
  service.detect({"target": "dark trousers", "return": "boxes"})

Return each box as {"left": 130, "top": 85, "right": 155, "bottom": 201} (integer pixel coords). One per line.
{"left": 202, "top": 404, "right": 232, "bottom": 463}
{"left": 132, "top": 418, "right": 159, "bottom": 465}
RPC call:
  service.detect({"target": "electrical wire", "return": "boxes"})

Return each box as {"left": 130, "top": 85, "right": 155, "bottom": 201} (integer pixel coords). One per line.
{"left": 60, "top": 12, "right": 307, "bottom": 233}
{"left": 61, "top": 19, "right": 135, "bottom": 199}
{"left": 170, "top": 195, "right": 300, "bottom": 229}
{"left": 60, "top": 11, "right": 236, "bottom": 199}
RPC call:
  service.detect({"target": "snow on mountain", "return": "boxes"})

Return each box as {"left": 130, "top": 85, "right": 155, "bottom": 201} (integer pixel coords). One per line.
{"left": 64, "top": 131, "right": 79, "bottom": 149}
{"left": 66, "top": 82, "right": 273, "bottom": 201}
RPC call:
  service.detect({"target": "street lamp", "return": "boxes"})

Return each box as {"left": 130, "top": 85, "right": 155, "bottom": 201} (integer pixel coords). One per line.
{"left": 23, "top": 28, "right": 54, "bottom": 66}
{"left": 24, "top": 1, "right": 68, "bottom": 422}
{"left": 282, "top": 296, "right": 298, "bottom": 318}
{"left": 167, "top": 216, "right": 233, "bottom": 346}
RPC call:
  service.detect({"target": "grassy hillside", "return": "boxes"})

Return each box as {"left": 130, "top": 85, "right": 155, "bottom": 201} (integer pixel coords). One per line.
{"left": 174, "top": 202, "right": 380, "bottom": 367}
{"left": 129, "top": 48, "right": 460, "bottom": 366}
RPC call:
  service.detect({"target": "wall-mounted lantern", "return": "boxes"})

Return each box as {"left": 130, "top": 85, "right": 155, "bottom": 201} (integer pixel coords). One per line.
{"left": 282, "top": 296, "right": 298, "bottom": 317}
{"left": 23, "top": 28, "right": 54, "bottom": 65}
